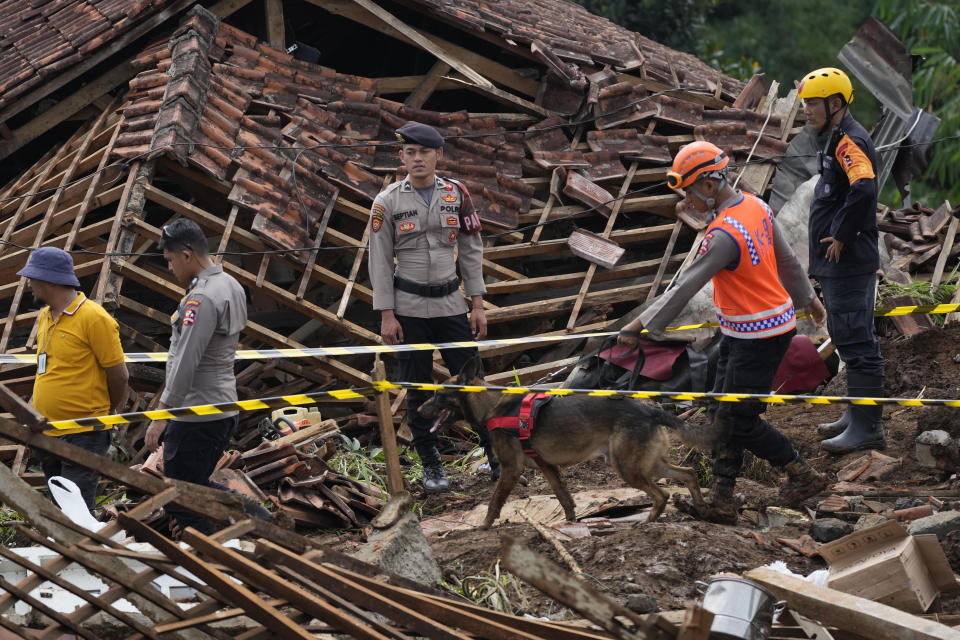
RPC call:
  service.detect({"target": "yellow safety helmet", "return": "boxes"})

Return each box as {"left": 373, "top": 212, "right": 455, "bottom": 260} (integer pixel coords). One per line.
{"left": 666, "top": 141, "right": 729, "bottom": 190}
{"left": 798, "top": 67, "right": 854, "bottom": 104}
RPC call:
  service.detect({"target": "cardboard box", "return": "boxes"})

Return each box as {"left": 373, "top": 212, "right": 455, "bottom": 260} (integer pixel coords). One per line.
{"left": 820, "top": 519, "right": 958, "bottom": 613}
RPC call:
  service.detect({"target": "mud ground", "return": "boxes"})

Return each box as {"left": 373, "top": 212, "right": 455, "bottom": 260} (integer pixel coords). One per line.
{"left": 328, "top": 323, "right": 960, "bottom": 618}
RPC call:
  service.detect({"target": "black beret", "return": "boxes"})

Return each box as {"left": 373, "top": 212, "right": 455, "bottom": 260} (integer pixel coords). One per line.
{"left": 395, "top": 122, "right": 444, "bottom": 149}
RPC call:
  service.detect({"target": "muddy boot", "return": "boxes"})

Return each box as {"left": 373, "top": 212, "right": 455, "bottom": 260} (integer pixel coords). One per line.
{"left": 818, "top": 406, "right": 851, "bottom": 439}
{"left": 821, "top": 372, "right": 885, "bottom": 454}
{"left": 778, "top": 455, "right": 829, "bottom": 507}
{"left": 703, "top": 479, "right": 741, "bottom": 524}
{"left": 417, "top": 445, "right": 449, "bottom": 494}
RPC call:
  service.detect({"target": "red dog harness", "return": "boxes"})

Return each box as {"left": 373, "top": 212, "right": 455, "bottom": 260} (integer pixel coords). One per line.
{"left": 485, "top": 393, "right": 551, "bottom": 462}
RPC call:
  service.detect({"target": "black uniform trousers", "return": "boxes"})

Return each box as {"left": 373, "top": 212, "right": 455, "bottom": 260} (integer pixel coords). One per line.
{"left": 710, "top": 329, "right": 798, "bottom": 488}
{"left": 396, "top": 313, "right": 491, "bottom": 453}
{"left": 163, "top": 415, "right": 237, "bottom": 535}
{"left": 817, "top": 273, "right": 884, "bottom": 378}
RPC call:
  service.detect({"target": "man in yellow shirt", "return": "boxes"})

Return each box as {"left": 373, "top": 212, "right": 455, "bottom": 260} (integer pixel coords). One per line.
{"left": 18, "top": 247, "right": 129, "bottom": 513}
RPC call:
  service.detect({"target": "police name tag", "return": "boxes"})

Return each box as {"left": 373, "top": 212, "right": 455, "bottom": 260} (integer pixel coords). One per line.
{"left": 37, "top": 353, "right": 47, "bottom": 375}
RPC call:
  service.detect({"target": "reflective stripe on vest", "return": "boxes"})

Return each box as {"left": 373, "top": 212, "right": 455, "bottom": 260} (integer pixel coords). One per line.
{"left": 707, "top": 194, "right": 796, "bottom": 339}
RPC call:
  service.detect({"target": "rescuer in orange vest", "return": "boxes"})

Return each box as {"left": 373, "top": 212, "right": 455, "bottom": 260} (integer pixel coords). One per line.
{"left": 619, "top": 141, "right": 828, "bottom": 523}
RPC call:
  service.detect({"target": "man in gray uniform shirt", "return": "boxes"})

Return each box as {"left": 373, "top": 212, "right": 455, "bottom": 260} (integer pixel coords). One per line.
{"left": 619, "top": 141, "right": 828, "bottom": 523}
{"left": 145, "top": 219, "right": 247, "bottom": 534}
{"left": 368, "top": 122, "right": 492, "bottom": 493}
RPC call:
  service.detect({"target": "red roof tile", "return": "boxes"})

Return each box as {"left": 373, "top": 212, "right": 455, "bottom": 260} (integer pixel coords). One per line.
{"left": 0, "top": 0, "right": 180, "bottom": 109}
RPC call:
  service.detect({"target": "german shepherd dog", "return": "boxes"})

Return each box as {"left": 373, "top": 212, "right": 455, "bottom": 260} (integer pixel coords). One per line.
{"left": 418, "top": 355, "right": 718, "bottom": 529}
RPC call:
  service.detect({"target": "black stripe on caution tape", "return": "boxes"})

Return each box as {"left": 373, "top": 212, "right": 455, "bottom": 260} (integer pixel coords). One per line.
{"left": 45, "top": 388, "right": 374, "bottom": 435}
{"left": 372, "top": 381, "right": 960, "bottom": 408}
{"left": 44, "top": 379, "right": 959, "bottom": 437}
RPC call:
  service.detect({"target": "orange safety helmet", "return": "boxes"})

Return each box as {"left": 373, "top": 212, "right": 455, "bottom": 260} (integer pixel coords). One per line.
{"left": 666, "top": 141, "right": 729, "bottom": 190}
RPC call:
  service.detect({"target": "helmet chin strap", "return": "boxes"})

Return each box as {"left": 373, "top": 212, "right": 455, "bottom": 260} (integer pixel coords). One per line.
{"left": 688, "top": 175, "right": 727, "bottom": 215}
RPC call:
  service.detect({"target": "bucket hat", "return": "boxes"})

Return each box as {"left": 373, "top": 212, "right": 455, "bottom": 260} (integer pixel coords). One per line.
{"left": 16, "top": 247, "right": 82, "bottom": 287}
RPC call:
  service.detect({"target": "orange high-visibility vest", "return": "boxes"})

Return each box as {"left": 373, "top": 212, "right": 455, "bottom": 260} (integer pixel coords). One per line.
{"left": 706, "top": 194, "right": 796, "bottom": 339}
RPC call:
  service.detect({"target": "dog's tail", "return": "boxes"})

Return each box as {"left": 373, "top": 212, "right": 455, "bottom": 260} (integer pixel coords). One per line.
{"left": 653, "top": 407, "right": 721, "bottom": 449}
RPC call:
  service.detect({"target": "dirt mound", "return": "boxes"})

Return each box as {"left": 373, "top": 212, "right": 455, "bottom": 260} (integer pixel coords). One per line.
{"left": 327, "top": 324, "right": 960, "bottom": 619}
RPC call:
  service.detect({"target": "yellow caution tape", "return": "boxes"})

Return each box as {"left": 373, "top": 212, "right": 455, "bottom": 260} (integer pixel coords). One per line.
{"left": 5, "top": 302, "right": 957, "bottom": 366}
{"left": 44, "top": 388, "right": 372, "bottom": 436}
{"left": 372, "top": 381, "right": 960, "bottom": 408}
{"left": 44, "top": 379, "right": 960, "bottom": 437}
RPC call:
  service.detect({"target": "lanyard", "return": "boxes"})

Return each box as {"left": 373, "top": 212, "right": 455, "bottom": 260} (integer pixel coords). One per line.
{"left": 37, "top": 312, "right": 62, "bottom": 375}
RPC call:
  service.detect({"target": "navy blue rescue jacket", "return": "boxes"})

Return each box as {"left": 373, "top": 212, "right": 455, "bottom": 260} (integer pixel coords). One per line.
{"left": 808, "top": 113, "right": 880, "bottom": 278}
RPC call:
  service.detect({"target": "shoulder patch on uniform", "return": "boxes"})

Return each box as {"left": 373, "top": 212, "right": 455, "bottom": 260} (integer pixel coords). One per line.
{"left": 185, "top": 298, "right": 201, "bottom": 307}
{"left": 835, "top": 134, "right": 875, "bottom": 184}
{"left": 442, "top": 194, "right": 457, "bottom": 203}
{"left": 183, "top": 307, "right": 197, "bottom": 326}
{"left": 698, "top": 232, "right": 715, "bottom": 256}
{"left": 371, "top": 201, "right": 385, "bottom": 232}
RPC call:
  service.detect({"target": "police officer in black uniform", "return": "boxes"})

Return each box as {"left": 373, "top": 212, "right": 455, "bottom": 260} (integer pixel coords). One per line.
{"left": 799, "top": 67, "right": 885, "bottom": 454}
{"left": 368, "top": 122, "right": 496, "bottom": 492}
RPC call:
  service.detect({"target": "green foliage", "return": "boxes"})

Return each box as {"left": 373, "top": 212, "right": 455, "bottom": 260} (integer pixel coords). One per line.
{"left": 443, "top": 560, "right": 531, "bottom": 614}
{"left": 571, "top": 0, "right": 717, "bottom": 50}
{"left": 0, "top": 508, "right": 23, "bottom": 547}
{"left": 875, "top": 0, "right": 960, "bottom": 206}
{"left": 330, "top": 434, "right": 388, "bottom": 492}
{"left": 879, "top": 263, "right": 960, "bottom": 327}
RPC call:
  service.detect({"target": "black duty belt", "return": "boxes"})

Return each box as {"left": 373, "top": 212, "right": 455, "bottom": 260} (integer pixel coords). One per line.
{"left": 393, "top": 275, "right": 460, "bottom": 297}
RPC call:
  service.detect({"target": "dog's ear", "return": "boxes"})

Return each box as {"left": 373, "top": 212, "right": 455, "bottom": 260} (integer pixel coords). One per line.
{"left": 457, "top": 354, "right": 483, "bottom": 384}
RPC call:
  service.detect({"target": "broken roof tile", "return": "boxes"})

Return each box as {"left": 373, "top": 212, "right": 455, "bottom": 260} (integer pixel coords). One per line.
{"left": 0, "top": 0, "right": 190, "bottom": 110}
{"left": 587, "top": 129, "right": 672, "bottom": 164}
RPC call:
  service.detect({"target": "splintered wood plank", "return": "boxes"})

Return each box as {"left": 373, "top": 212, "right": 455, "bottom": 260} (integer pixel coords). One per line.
{"left": 486, "top": 283, "right": 652, "bottom": 324}
{"left": 64, "top": 109, "right": 124, "bottom": 252}
{"left": 311, "top": 0, "right": 538, "bottom": 98}
{"left": 265, "top": 0, "right": 285, "bottom": 48}
{"left": 0, "top": 130, "right": 85, "bottom": 351}
{"left": 0, "top": 546, "right": 159, "bottom": 639}
{"left": 299, "top": 187, "right": 339, "bottom": 300}
{"left": 116, "top": 518, "right": 314, "bottom": 640}
{"left": 0, "top": 62, "right": 137, "bottom": 161}
{"left": 115, "top": 261, "right": 372, "bottom": 386}
{"left": 566, "top": 162, "right": 638, "bottom": 330}
{"left": 930, "top": 201, "right": 956, "bottom": 289}
{"left": 257, "top": 539, "right": 470, "bottom": 639}
{"left": 501, "top": 537, "right": 650, "bottom": 640}
{"left": 173, "top": 526, "right": 389, "bottom": 640}
{"left": 483, "top": 258, "right": 524, "bottom": 281}
{"left": 405, "top": 61, "right": 452, "bottom": 109}
{"left": 646, "top": 221, "right": 683, "bottom": 302}
{"left": 2, "top": 102, "right": 116, "bottom": 351}
{"left": 95, "top": 161, "right": 157, "bottom": 308}
{"left": 143, "top": 184, "right": 373, "bottom": 303}
{"left": 347, "top": 0, "right": 490, "bottom": 88}
{"left": 0, "top": 479, "right": 209, "bottom": 640}
{"left": 518, "top": 194, "right": 678, "bottom": 224}
{"left": 744, "top": 568, "right": 959, "bottom": 640}
{"left": 486, "top": 222, "right": 676, "bottom": 261}
{"left": 215, "top": 204, "right": 241, "bottom": 259}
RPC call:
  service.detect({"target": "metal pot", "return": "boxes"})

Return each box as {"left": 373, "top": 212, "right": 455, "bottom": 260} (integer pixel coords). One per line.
{"left": 696, "top": 577, "right": 786, "bottom": 640}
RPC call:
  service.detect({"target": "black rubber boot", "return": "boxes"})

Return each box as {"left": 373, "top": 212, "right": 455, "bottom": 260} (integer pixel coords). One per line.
{"left": 779, "top": 453, "right": 829, "bottom": 507}
{"left": 818, "top": 406, "right": 852, "bottom": 439}
{"left": 417, "top": 445, "right": 449, "bottom": 493}
{"left": 821, "top": 371, "right": 885, "bottom": 454}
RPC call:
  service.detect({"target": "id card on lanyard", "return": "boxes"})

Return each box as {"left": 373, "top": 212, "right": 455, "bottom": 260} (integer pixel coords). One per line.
{"left": 38, "top": 314, "right": 60, "bottom": 376}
